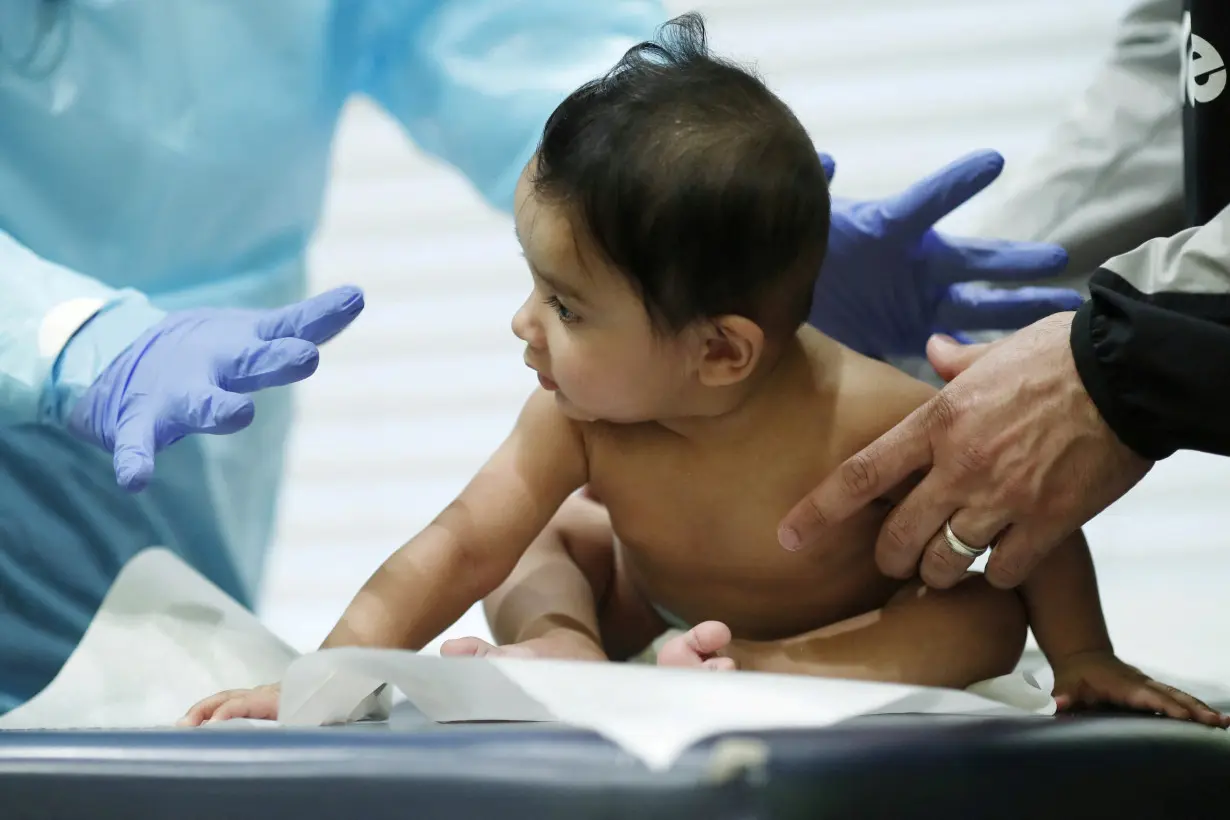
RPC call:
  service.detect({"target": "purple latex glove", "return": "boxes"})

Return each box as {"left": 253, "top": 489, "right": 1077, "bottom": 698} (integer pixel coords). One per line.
{"left": 69, "top": 286, "right": 364, "bottom": 492}
{"left": 808, "top": 150, "right": 1082, "bottom": 359}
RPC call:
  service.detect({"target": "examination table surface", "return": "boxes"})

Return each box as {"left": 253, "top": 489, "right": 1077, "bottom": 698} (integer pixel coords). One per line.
{"left": 2, "top": 705, "right": 1229, "bottom": 820}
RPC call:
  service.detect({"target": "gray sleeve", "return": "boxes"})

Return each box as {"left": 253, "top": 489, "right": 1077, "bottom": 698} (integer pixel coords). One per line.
{"left": 1100, "top": 201, "right": 1230, "bottom": 295}
{"left": 972, "top": 0, "right": 1187, "bottom": 293}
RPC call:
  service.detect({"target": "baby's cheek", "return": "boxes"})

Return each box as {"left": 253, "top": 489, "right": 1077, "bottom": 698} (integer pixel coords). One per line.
{"left": 568, "top": 355, "right": 637, "bottom": 407}
{"left": 600, "top": 365, "right": 665, "bottom": 415}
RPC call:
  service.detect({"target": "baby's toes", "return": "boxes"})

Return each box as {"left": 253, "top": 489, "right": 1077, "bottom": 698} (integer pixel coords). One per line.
{"left": 656, "top": 633, "right": 702, "bottom": 667}
{"left": 488, "top": 643, "right": 539, "bottom": 659}
{"left": 657, "top": 621, "right": 732, "bottom": 668}
{"left": 440, "top": 636, "right": 498, "bottom": 657}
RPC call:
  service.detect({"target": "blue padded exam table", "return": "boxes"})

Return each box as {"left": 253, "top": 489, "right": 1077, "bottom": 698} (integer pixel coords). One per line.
{"left": 2, "top": 704, "right": 1229, "bottom": 820}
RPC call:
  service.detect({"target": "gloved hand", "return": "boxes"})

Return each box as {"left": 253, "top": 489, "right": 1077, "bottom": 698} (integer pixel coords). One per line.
{"left": 808, "top": 150, "right": 1082, "bottom": 360}
{"left": 69, "top": 285, "right": 364, "bottom": 492}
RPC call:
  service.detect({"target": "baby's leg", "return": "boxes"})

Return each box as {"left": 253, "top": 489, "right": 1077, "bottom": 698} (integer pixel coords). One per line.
{"left": 659, "top": 573, "right": 1028, "bottom": 689}
{"left": 441, "top": 494, "right": 668, "bottom": 662}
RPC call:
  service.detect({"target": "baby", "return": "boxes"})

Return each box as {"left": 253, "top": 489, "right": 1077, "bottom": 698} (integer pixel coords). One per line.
{"left": 183, "top": 13, "right": 1225, "bottom": 728}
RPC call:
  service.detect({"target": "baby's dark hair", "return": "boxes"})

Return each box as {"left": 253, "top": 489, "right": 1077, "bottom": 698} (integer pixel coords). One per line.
{"left": 531, "top": 12, "right": 829, "bottom": 338}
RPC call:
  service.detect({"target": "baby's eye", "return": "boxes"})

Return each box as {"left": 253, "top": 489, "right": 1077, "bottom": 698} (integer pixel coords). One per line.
{"left": 545, "top": 295, "right": 579, "bottom": 324}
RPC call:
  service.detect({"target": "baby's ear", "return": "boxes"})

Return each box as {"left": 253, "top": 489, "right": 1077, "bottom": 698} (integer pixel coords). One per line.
{"left": 696, "top": 315, "right": 765, "bottom": 387}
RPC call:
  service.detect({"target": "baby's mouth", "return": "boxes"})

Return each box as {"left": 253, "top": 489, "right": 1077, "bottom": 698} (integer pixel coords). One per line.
{"left": 524, "top": 357, "right": 558, "bottom": 391}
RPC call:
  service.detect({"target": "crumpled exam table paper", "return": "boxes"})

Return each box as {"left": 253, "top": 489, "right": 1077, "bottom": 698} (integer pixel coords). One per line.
{"left": 0, "top": 547, "right": 1074, "bottom": 770}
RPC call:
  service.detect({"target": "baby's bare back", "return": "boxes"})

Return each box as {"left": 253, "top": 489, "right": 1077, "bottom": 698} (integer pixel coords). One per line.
{"left": 583, "top": 331, "right": 936, "bottom": 641}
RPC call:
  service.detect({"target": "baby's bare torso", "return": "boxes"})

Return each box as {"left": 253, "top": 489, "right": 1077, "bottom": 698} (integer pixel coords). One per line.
{"left": 583, "top": 332, "right": 933, "bottom": 641}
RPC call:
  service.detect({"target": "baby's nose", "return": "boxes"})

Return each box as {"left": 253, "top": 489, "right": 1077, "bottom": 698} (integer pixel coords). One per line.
{"left": 511, "top": 298, "right": 542, "bottom": 347}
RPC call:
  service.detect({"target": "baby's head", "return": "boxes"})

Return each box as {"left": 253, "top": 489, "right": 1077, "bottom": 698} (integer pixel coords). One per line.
{"left": 511, "top": 13, "right": 829, "bottom": 423}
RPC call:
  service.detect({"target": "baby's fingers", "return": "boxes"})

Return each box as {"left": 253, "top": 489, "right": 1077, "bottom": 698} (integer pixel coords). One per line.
{"left": 1054, "top": 677, "right": 1189, "bottom": 720}
{"left": 1123, "top": 682, "right": 1192, "bottom": 721}
{"left": 1102, "top": 680, "right": 1205, "bottom": 724}
{"left": 177, "top": 690, "right": 246, "bottom": 727}
{"left": 1147, "top": 681, "right": 1229, "bottom": 729}
{"left": 207, "top": 691, "right": 280, "bottom": 723}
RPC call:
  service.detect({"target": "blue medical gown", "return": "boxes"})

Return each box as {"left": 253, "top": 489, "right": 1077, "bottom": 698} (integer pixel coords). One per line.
{"left": 0, "top": 0, "right": 663, "bottom": 712}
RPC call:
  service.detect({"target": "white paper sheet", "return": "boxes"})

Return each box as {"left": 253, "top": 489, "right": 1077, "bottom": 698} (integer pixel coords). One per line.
{"left": 0, "top": 547, "right": 1075, "bottom": 770}
{"left": 277, "top": 646, "right": 1042, "bottom": 770}
{"left": 0, "top": 548, "right": 300, "bottom": 730}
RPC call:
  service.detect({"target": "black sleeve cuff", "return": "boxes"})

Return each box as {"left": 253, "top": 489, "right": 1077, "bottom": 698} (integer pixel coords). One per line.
{"left": 1069, "top": 299, "right": 1166, "bottom": 460}
{"left": 1069, "top": 270, "right": 1230, "bottom": 461}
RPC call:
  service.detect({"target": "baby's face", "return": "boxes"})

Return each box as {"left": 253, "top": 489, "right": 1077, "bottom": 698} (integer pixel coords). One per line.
{"left": 510, "top": 170, "right": 695, "bottom": 423}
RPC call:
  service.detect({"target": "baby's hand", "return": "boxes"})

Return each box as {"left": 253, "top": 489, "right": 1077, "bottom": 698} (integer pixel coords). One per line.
{"left": 1051, "top": 650, "right": 1229, "bottom": 729}
{"left": 656, "top": 621, "right": 737, "bottom": 671}
{"left": 177, "top": 683, "right": 282, "bottom": 726}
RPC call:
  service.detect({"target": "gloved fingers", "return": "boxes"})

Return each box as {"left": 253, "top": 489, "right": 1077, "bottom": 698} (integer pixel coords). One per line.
{"left": 934, "top": 283, "right": 1084, "bottom": 333}
{"left": 217, "top": 337, "right": 320, "bottom": 393}
{"left": 255, "top": 285, "right": 364, "bottom": 345}
{"left": 880, "top": 150, "right": 1005, "bottom": 237}
{"left": 930, "top": 235, "right": 1069, "bottom": 285}
{"left": 167, "top": 387, "right": 256, "bottom": 437}
{"left": 817, "top": 152, "right": 836, "bottom": 182}
{"left": 111, "top": 409, "right": 158, "bottom": 493}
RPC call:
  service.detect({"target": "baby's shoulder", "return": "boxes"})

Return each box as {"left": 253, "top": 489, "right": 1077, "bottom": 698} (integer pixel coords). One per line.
{"left": 799, "top": 334, "right": 938, "bottom": 453}
{"left": 841, "top": 349, "right": 935, "bottom": 414}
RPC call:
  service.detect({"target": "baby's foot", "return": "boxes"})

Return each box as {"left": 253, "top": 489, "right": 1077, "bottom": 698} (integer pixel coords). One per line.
{"left": 440, "top": 631, "right": 606, "bottom": 662}
{"left": 656, "top": 621, "right": 737, "bottom": 671}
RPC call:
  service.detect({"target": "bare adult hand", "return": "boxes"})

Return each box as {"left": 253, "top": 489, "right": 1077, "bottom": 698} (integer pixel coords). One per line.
{"left": 777, "top": 312, "right": 1153, "bottom": 589}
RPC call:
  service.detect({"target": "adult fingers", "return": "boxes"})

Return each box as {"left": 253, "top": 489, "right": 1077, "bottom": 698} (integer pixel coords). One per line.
{"left": 872, "top": 470, "right": 956, "bottom": 580}
{"left": 218, "top": 338, "right": 320, "bottom": 393}
{"left": 111, "top": 407, "right": 158, "bottom": 493}
{"left": 880, "top": 150, "right": 1004, "bottom": 238}
{"left": 934, "top": 283, "right": 1084, "bottom": 332}
{"left": 916, "top": 508, "right": 1008, "bottom": 589}
{"left": 779, "top": 401, "right": 937, "bottom": 551}
{"left": 255, "top": 285, "right": 365, "bottom": 345}
{"left": 926, "top": 334, "right": 994, "bottom": 383}
{"left": 167, "top": 387, "right": 256, "bottom": 437}
{"left": 818, "top": 152, "right": 836, "bottom": 182}
{"left": 928, "top": 236, "right": 1070, "bottom": 285}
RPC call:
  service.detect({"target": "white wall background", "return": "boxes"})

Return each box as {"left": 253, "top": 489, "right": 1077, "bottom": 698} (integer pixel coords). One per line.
{"left": 259, "top": 0, "right": 1230, "bottom": 684}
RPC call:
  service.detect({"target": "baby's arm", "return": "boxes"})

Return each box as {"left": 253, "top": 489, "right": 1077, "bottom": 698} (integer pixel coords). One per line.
{"left": 319, "top": 390, "right": 588, "bottom": 651}
{"left": 1016, "top": 530, "right": 1110, "bottom": 664}
{"left": 1020, "top": 531, "right": 1227, "bottom": 726}
{"left": 180, "top": 389, "right": 588, "bottom": 724}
